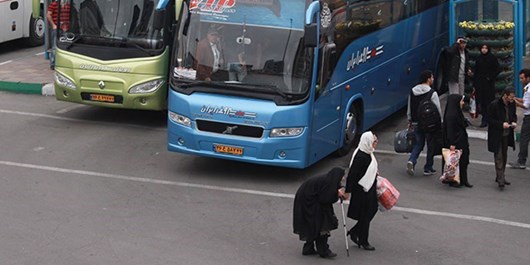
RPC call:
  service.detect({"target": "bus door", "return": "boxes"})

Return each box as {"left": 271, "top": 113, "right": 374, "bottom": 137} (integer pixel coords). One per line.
{"left": 310, "top": 41, "right": 341, "bottom": 163}
{"left": 1, "top": 0, "right": 24, "bottom": 43}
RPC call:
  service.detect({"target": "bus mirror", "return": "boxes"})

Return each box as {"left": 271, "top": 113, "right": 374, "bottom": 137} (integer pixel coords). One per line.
{"left": 304, "top": 24, "right": 317, "bottom": 47}
{"left": 154, "top": 9, "right": 166, "bottom": 30}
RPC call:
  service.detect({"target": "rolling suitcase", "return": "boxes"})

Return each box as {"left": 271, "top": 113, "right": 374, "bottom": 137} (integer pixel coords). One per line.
{"left": 394, "top": 128, "right": 414, "bottom": 153}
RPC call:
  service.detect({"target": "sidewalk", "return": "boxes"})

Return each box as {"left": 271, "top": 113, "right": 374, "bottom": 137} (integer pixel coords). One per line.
{"left": 0, "top": 50, "right": 54, "bottom": 95}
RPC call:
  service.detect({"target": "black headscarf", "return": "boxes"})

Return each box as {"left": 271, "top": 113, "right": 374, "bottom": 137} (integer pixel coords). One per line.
{"left": 443, "top": 94, "right": 468, "bottom": 148}
{"left": 293, "top": 167, "right": 344, "bottom": 241}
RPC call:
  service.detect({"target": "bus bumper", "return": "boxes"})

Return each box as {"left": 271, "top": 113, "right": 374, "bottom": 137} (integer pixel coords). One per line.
{"left": 167, "top": 121, "right": 309, "bottom": 169}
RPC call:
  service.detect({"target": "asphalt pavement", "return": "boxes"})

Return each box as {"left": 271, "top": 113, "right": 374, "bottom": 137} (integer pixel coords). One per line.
{"left": 1, "top": 91, "right": 530, "bottom": 265}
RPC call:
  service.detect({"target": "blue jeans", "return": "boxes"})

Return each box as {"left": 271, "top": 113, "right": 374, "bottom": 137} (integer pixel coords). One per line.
{"left": 408, "top": 126, "right": 434, "bottom": 171}
{"left": 518, "top": 115, "right": 530, "bottom": 165}
{"left": 50, "top": 29, "right": 57, "bottom": 67}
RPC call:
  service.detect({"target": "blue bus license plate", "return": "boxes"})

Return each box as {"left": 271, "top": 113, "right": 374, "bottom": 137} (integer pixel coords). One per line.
{"left": 214, "top": 144, "right": 243, "bottom": 156}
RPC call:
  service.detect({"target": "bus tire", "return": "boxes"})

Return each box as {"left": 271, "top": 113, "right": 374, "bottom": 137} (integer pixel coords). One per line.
{"left": 25, "top": 14, "right": 45, "bottom": 47}
{"left": 335, "top": 104, "right": 361, "bottom": 157}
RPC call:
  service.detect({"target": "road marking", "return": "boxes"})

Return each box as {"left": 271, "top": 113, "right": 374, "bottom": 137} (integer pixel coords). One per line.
{"left": 467, "top": 129, "right": 488, "bottom": 140}
{"left": 375, "top": 149, "right": 529, "bottom": 170}
{"left": 0, "top": 108, "right": 524, "bottom": 170}
{"left": 1, "top": 160, "right": 530, "bottom": 230}
{"left": 0, "top": 109, "right": 165, "bottom": 132}
{"left": 0, "top": 60, "right": 13, "bottom": 66}
{"left": 35, "top": 52, "right": 45, "bottom": 56}
{"left": 56, "top": 104, "right": 86, "bottom": 114}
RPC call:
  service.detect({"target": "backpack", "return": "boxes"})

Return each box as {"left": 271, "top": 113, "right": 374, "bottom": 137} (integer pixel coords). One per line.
{"left": 416, "top": 90, "right": 441, "bottom": 133}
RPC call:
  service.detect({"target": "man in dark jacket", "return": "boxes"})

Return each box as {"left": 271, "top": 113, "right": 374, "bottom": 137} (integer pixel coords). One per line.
{"left": 406, "top": 70, "right": 442, "bottom": 176}
{"left": 487, "top": 88, "right": 518, "bottom": 189}
{"left": 445, "top": 37, "right": 472, "bottom": 95}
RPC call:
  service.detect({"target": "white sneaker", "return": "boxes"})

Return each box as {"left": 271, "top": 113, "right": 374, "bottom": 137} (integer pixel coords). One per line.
{"left": 406, "top": 161, "right": 414, "bottom": 176}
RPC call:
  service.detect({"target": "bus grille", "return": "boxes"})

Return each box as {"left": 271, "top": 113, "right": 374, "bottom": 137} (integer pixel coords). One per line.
{"left": 196, "top": 120, "right": 263, "bottom": 138}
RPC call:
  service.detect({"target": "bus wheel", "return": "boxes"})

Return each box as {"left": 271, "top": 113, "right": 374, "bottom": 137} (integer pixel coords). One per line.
{"left": 26, "top": 15, "right": 45, "bottom": 46}
{"left": 335, "top": 105, "right": 360, "bottom": 157}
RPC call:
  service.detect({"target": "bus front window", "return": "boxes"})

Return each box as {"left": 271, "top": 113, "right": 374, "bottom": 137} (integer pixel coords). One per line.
{"left": 171, "top": 0, "right": 311, "bottom": 97}
{"left": 58, "top": 0, "right": 166, "bottom": 53}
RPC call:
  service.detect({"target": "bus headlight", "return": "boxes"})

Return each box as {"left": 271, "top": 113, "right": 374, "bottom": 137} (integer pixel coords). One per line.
{"left": 270, "top": 127, "right": 303, "bottom": 137}
{"left": 169, "top": 111, "right": 191, "bottom": 127}
{"left": 54, "top": 72, "right": 76, "bottom": 90}
{"left": 129, "top": 79, "right": 164, "bottom": 94}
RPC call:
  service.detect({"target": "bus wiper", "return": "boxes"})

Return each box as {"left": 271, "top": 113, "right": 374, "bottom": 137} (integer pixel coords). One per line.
{"left": 176, "top": 81, "right": 290, "bottom": 99}
{"left": 117, "top": 37, "right": 152, "bottom": 55}
{"left": 232, "top": 82, "right": 289, "bottom": 99}
{"left": 176, "top": 80, "right": 230, "bottom": 89}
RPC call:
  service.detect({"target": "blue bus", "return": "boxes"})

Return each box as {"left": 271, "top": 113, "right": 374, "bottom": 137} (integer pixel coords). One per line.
{"left": 167, "top": 0, "right": 449, "bottom": 168}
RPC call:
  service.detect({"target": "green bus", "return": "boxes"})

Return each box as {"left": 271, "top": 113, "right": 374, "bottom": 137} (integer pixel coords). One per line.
{"left": 52, "top": 0, "right": 174, "bottom": 110}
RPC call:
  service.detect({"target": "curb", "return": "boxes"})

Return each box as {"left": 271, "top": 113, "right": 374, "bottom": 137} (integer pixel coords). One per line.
{"left": 0, "top": 81, "right": 55, "bottom": 96}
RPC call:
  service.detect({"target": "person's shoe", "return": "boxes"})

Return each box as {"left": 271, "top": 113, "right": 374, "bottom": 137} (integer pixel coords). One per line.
{"left": 360, "top": 244, "right": 375, "bottom": 251}
{"left": 319, "top": 249, "right": 337, "bottom": 258}
{"left": 302, "top": 242, "right": 317, "bottom": 255}
{"left": 406, "top": 161, "right": 414, "bottom": 176}
{"left": 505, "top": 180, "right": 511, "bottom": 185}
{"left": 498, "top": 183, "right": 505, "bottom": 190}
{"left": 423, "top": 169, "right": 437, "bottom": 176}
{"left": 302, "top": 248, "right": 317, "bottom": 255}
{"left": 464, "top": 183, "right": 473, "bottom": 188}
{"left": 347, "top": 230, "right": 360, "bottom": 247}
{"left": 50, "top": 65, "right": 55, "bottom": 70}
{"left": 449, "top": 182, "right": 462, "bottom": 188}
{"left": 509, "top": 162, "right": 526, "bottom": 169}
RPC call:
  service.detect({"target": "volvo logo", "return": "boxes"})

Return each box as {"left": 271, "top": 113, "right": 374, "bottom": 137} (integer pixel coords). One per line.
{"left": 98, "top": 81, "right": 105, "bottom": 89}
{"left": 222, "top": 125, "right": 238, "bottom": 135}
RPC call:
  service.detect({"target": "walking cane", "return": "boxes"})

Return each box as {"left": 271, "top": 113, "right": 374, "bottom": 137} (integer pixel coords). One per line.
{"left": 340, "top": 199, "right": 350, "bottom": 257}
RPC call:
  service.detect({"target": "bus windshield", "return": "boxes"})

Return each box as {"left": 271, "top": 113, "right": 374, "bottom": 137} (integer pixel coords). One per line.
{"left": 57, "top": 0, "right": 166, "bottom": 52}
{"left": 171, "top": 0, "right": 312, "bottom": 97}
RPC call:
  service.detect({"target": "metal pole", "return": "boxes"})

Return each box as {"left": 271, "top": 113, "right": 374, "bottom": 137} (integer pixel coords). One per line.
{"left": 340, "top": 199, "right": 350, "bottom": 257}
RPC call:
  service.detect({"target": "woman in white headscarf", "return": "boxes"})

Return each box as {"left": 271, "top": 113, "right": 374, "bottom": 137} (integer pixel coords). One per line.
{"left": 345, "top": 131, "right": 379, "bottom": 251}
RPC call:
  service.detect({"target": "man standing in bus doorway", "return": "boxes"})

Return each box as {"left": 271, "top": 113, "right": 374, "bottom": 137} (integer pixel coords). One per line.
{"left": 510, "top": 69, "right": 530, "bottom": 169}
{"left": 445, "top": 36, "right": 472, "bottom": 95}
{"left": 406, "top": 70, "right": 442, "bottom": 176}
{"left": 488, "top": 87, "right": 517, "bottom": 189}
{"left": 46, "top": 0, "right": 71, "bottom": 70}
{"left": 195, "top": 25, "right": 225, "bottom": 81}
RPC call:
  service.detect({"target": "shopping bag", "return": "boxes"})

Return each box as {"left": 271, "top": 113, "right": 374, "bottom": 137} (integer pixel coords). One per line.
{"left": 440, "top": 148, "right": 462, "bottom": 184}
{"left": 376, "top": 176, "right": 400, "bottom": 210}
{"left": 469, "top": 90, "right": 478, "bottom": 119}
{"left": 394, "top": 128, "right": 415, "bottom": 153}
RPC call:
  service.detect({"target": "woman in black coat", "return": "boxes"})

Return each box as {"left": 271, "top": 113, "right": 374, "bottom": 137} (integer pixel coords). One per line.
{"left": 346, "top": 131, "right": 379, "bottom": 251}
{"left": 443, "top": 94, "right": 472, "bottom": 188}
{"left": 293, "top": 167, "right": 346, "bottom": 258}
{"left": 473, "top": 44, "right": 500, "bottom": 127}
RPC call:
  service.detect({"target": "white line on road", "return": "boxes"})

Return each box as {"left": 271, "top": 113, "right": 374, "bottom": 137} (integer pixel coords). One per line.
{"left": 1, "top": 159, "right": 530, "bottom": 230}
{"left": 56, "top": 104, "right": 86, "bottom": 114}
{"left": 0, "top": 60, "right": 13, "bottom": 66}
{"left": 1, "top": 108, "right": 524, "bottom": 170}
{"left": 0, "top": 109, "right": 165, "bottom": 132}
{"left": 35, "top": 52, "right": 45, "bottom": 56}
{"left": 376, "top": 149, "right": 529, "bottom": 169}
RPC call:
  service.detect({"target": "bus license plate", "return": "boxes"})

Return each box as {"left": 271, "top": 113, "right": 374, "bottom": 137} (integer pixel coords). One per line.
{"left": 90, "top": 94, "right": 115, "bottom": 103}
{"left": 214, "top": 144, "right": 243, "bottom": 156}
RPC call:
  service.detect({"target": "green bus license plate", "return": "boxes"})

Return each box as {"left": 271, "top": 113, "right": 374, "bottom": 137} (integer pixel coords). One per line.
{"left": 90, "top": 94, "right": 115, "bottom": 103}
{"left": 214, "top": 144, "right": 243, "bottom": 156}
